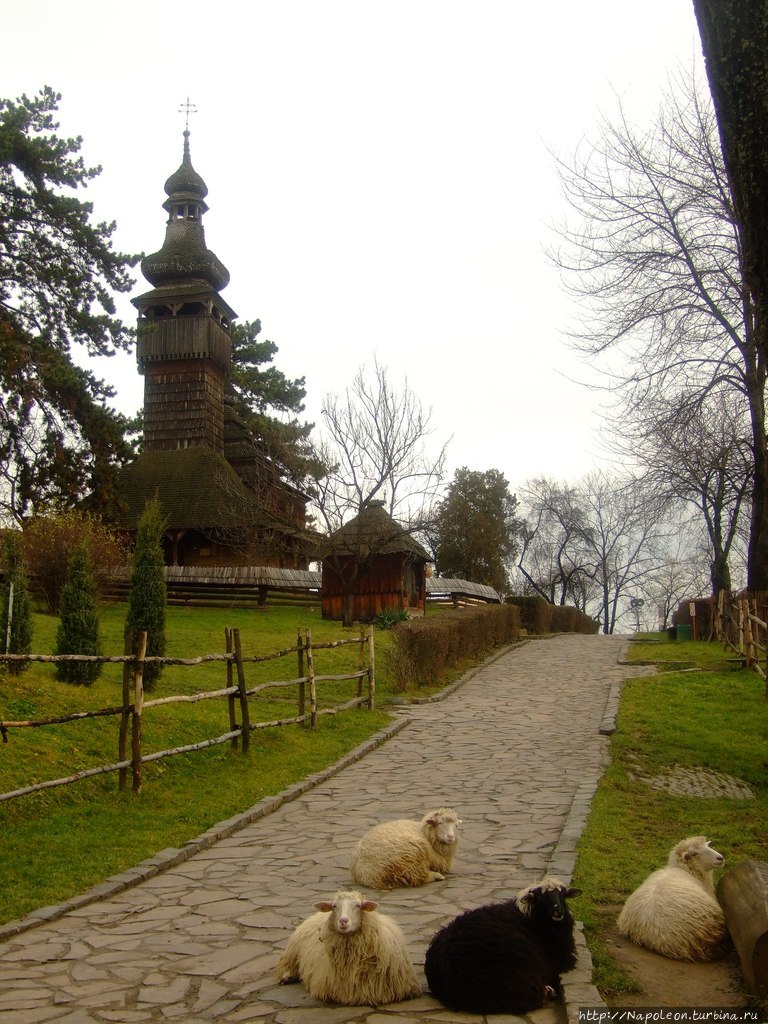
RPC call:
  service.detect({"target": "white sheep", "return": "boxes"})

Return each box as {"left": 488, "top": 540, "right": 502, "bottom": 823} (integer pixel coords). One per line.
{"left": 617, "top": 835, "right": 730, "bottom": 961}
{"left": 275, "top": 890, "right": 422, "bottom": 1006}
{"left": 350, "top": 807, "right": 461, "bottom": 889}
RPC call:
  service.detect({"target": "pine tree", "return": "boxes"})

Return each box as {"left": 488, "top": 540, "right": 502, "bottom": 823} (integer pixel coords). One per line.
{"left": 55, "top": 541, "right": 101, "bottom": 685}
{"left": 0, "top": 87, "right": 137, "bottom": 522}
{"left": 433, "top": 468, "right": 520, "bottom": 594}
{"left": 125, "top": 498, "right": 167, "bottom": 691}
{"left": 0, "top": 531, "right": 33, "bottom": 673}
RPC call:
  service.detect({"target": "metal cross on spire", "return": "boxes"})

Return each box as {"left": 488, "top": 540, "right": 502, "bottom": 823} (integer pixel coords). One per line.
{"left": 178, "top": 97, "right": 198, "bottom": 131}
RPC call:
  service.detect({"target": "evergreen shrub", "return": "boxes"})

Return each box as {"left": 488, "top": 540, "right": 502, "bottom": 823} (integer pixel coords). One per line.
{"left": 125, "top": 499, "right": 167, "bottom": 692}
{"left": 55, "top": 542, "right": 101, "bottom": 686}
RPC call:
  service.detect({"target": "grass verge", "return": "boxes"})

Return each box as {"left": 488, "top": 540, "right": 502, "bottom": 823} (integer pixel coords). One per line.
{"left": 572, "top": 633, "right": 768, "bottom": 1000}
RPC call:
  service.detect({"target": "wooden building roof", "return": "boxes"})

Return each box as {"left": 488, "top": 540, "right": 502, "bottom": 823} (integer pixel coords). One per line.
{"left": 112, "top": 447, "right": 303, "bottom": 536}
{"left": 323, "top": 500, "right": 430, "bottom": 560}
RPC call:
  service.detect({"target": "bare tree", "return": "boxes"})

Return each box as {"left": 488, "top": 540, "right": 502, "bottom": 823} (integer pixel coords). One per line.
{"left": 515, "top": 478, "right": 596, "bottom": 607}
{"left": 312, "top": 361, "right": 450, "bottom": 625}
{"left": 313, "top": 360, "right": 450, "bottom": 534}
{"left": 642, "top": 529, "right": 714, "bottom": 630}
{"left": 550, "top": 68, "right": 768, "bottom": 589}
{"left": 516, "top": 472, "right": 670, "bottom": 632}
{"left": 610, "top": 387, "right": 752, "bottom": 594}
{"left": 580, "top": 470, "right": 671, "bottom": 634}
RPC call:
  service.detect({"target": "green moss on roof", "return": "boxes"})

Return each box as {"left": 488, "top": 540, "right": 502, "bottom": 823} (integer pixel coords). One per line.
{"left": 113, "top": 447, "right": 278, "bottom": 531}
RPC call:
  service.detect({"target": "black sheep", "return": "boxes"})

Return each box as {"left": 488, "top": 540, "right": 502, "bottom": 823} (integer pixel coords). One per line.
{"left": 424, "top": 877, "right": 582, "bottom": 1014}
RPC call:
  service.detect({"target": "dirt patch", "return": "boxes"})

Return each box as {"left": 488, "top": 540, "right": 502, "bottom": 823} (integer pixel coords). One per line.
{"left": 601, "top": 921, "right": 749, "bottom": 1008}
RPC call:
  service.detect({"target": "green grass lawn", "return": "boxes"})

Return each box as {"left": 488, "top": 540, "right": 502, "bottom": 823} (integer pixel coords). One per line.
{"left": 572, "top": 633, "right": 768, "bottom": 999}
{"left": 0, "top": 602, "right": 426, "bottom": 925}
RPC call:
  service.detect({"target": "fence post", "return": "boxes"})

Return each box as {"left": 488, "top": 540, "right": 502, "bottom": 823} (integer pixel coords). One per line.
{"left": 225, "top": 627, "right": 238, "bottom": 750}
{"left": 297, "top": 627, "right": 306, "bottom": 721}
{"left": 132, "top": 631, "right": 147, "bottom": 795}
{"left": 357, "top": 626, "right": 365, "bottom": 701}
{"left": 744, "top": 597, "right": 755, "bottom": 668}
{"left": 367, "top": 627, "right": 375, "bottom": 710}
{"left": 233, "top": 628, "right": 250, "bottom": 752}
{"left": 118, "top": 629, "right": 133, "bottom": 791}
{"left": 306, "top": 629, "right": 317, "bottom": 729}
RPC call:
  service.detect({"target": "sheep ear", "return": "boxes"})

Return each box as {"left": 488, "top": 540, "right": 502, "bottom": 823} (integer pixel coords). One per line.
{"left": 520, "top": 887, "right": 539, "bottom": 904}
{"left": 314, "top": 901, "right": 335, "bottom": 913}
{"left": 360, "top": 900, "right": 379, "bottom": 912}
{"left": 564, "top": 886, "right": 582, "bottom": 899}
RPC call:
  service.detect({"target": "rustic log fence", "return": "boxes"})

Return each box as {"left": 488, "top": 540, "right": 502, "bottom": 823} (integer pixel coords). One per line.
{"left": 0, "top": 626, "right": 375, "bottom": 800}
{"left": 714, "top": 590, "right": 768, "bottom": 692}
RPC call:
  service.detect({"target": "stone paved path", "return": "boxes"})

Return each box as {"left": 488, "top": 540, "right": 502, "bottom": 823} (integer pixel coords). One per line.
{"left": 0, "top": 634, "right": 654, "bottom": 1024}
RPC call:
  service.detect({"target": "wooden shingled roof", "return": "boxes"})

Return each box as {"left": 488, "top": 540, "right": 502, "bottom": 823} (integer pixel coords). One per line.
{"left": 323, "top": 500, "right": 430, "bottom": 560}
{"left": 112, "top": 447, "right": 297, "bottom": 534}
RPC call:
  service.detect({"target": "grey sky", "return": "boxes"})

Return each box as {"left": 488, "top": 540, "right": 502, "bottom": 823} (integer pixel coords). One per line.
{"left": 5, "top": 0, "right": 704, "bottom": 487}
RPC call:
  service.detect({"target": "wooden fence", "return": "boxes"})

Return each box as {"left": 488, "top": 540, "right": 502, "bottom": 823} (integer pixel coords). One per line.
{"left": 98, "top": 567, "right": 501, "bottom": 610}
{"left": 714, "top": 590, "right": 768, "bottom": 691}
{"left": 0, "top": 626, "right": 374, "bottom": 800}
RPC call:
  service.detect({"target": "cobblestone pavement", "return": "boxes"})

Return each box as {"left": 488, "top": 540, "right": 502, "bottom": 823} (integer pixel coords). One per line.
{"left": 0, "top": 634, "right": 655, "bottom": 1024}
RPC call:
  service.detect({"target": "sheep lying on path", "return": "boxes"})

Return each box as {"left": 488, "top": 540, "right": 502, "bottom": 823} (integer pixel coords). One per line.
{"left": 424, "top": 877, "right": 581, "bottom": 1014}
{"left": 350, "top": 807, "right": 461, "bottom": 889}
{"left": 276, "top": 890, "right": 422, "bottom": 1006}
{"left": 617, "top": 836, "right": 730, "bottom": 962}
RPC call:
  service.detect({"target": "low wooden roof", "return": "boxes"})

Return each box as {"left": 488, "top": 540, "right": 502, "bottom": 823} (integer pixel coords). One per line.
{"left": 322, "top": 501, "right": 430, "bottom": 560}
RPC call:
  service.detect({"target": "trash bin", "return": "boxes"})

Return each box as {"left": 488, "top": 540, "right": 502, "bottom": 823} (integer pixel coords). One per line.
{"left": 676, "top": 624, "right": 692, "bottom": 642}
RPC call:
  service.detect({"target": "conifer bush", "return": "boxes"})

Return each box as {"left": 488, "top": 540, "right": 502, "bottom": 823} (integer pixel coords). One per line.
{"left": 125, "top": 498, "right": 167, "bottom": 692}
{"left": 55, "top": 542, "right": 101, "bottom": 685}
{"left": 0, "top": 531, "right": 33, "bottom": 673}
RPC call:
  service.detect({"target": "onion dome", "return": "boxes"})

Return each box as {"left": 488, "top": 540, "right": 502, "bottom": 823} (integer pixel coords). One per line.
{"left": 140, "top": 130, "right": 230, "bottom": 292}
{"left": 163, "top": 130, "right": 208, "bottom": 201}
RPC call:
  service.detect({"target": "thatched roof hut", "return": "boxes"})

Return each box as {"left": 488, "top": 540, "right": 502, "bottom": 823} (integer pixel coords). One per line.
{"left": 320, "top": 500, "right": 429, "bottom": 623}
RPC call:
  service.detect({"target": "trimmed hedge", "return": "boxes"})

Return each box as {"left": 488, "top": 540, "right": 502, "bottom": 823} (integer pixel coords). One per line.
{"left": 507, "top": 595, "right": 598, "bottom": 635}
{"left": 507, "top": 595, "right": 553, "bottom": 634}
{"left": 389, "top": 603, "right": 521, "bottom": 690}
{"left": 550, "top": 604, "right": 599, "bottom": 634}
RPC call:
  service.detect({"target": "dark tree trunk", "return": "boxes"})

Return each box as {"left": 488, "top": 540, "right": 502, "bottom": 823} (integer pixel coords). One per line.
{"left": 693, "top": 0, "right": 768, "bottom": 588}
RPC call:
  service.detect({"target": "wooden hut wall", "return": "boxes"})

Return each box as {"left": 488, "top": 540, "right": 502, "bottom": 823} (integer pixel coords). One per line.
{"left": 321, "top": 552, "right": 425, "bottom": 621}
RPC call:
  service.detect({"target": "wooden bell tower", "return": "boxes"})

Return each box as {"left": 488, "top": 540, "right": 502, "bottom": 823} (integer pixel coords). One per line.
{"left": 131, "top": 128, "right": 237, "bottom": 453}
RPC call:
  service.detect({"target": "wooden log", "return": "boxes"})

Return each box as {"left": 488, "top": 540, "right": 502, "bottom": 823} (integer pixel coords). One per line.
{"left": 119, "top": 629, "right": 133, "bottom": 791}
{"left": 367, "top": 627, "right": 375, "bottom": 710}
{"left": 233, "top": 628, "right": 250, "bottom": 752}
{"left": 132, "top": 632, "right": 147, "bottom": 795}
{"left": 717, "top": 859, "right": 768, "bottom": 997}
{"left": 307, "top": 629, "right": 317, "bottom": 729}
{"left": 297, "top": 627, "right": 305, "bottom": 720}
{"left": 226, "top": 628, "right": 238, "bottom": 750}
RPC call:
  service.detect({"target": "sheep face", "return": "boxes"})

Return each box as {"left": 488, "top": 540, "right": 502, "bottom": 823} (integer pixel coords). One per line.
{"left": 518, "top": 879, "right": 582, "bottom": 921}
{"left": 424, "top": 809, "right": 461, "bottom": 846}
{"left": 681, "top": 838, "right": 724, "bottom": 873}
{"left": 313, "top": 892, "right": 379, "bottom": 935}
